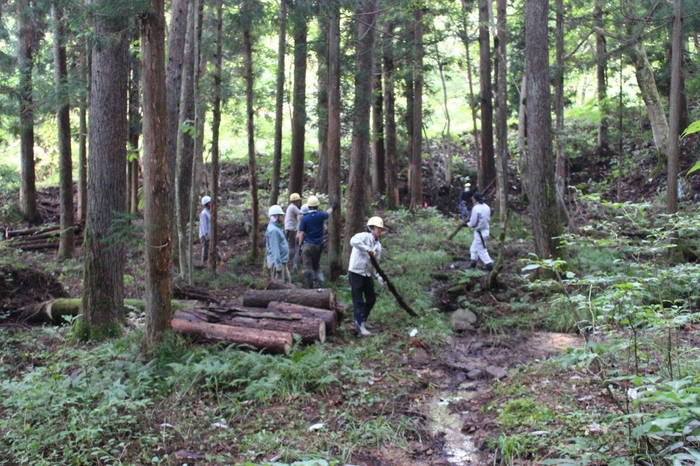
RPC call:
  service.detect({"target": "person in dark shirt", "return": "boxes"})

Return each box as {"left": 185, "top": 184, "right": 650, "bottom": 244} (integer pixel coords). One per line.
{"left": 297, "top": 195, "right": 338, "bottom": 289}
{"left": 459, "top": 182, "right": 474, "bottom": 222}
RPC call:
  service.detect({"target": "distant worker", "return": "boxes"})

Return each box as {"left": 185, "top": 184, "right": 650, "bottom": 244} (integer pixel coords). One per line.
{"left": 266, "top": 205, "right": 290, "bottom": 282}
{"left": 291, "top": 204, "right": 309, "bottom": 273}
{"left": 285, "top": 193, "right": 302, "bottom": 266}
{"left": 199, "top": 196, "right": 212, "bottom": 265}
{"left": 348, "top": 216, "right": 385, "bottom": 336}
{"left": 297, "top": 195, "right": 338, "bottom": 289}
{"left": 459, "top": 182, "right": 474, "bottom": 222}
{"left": 467, "top": 192, "right": 494, "bottom": 271}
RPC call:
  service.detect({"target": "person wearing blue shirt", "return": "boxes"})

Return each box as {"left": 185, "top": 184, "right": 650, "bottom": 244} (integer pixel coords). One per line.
{"left": 297, "top": 195, "right": 338, "bottom": 289}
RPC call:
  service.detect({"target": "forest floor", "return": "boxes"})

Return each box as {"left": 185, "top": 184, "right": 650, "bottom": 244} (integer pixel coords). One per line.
{"left": 2, "top": 144, "right": 700, "bottom": 465}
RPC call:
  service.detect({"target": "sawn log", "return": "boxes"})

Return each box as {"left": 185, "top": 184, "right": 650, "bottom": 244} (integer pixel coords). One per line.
{"left": 265, "top": 301, "right": 339, "bottom": 334}
{"left": 369, "top": 255, "right": 418, "bottom": 317}
{"left": 242, "top": 288, "right": 336, "bottom": 311}
{"left": 171, "top": 317, "right": 293, "bottom": 355}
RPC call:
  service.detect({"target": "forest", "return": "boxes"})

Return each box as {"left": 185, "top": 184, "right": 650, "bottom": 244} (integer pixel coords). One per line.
{"left": 1, "top": 0, "right": 700, "bottom": 464}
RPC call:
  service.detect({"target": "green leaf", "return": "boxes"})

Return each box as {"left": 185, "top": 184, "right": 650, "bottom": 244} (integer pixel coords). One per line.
{"left": 681, "top": 120, "right": 700, "bottom": 138}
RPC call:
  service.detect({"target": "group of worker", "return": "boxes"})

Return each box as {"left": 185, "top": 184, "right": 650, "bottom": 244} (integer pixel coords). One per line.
{"left": 198, "top": 182, "right": 492, "bottom": 337}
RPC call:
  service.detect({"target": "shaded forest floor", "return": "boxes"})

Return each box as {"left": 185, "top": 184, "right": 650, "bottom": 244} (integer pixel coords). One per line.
{"left": 2, "top": 143, "right": 700, "bottom": 465}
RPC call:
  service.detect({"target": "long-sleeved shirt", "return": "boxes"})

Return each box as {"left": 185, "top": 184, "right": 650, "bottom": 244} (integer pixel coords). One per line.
{"left": 199, "top": 208, "right": 211, "bottom": 239}
{"left": 266, "top": 220, "right": 290, "bottom": 269}
{"left": 459, "top": 189, "right": 474, "bottom": 205}
{"left": 348, "top": 231, "right": 382, "bottom": 277}
{"left": 284, "top": 203, "right": 301, "bottom": 231}
{"left": 468, "top": 202, "right": 491, "bottom": 232}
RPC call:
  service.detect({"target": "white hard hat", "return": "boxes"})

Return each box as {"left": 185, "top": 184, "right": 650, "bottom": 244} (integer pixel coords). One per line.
{"left": 201, "top": 196, "right": 212, "bottom": 206}
{"left": 307, "top": 195, "right": 320, "bottom": 207}
{"left": 367, "top": 216, "right": 384, "bottom": 229}
{"left": 289, "top": 193, "right": 301, "bottom": 202}
{"left": 268, "top": 205, "right": 284, "bottom": 217}
{"left": 300, "top": 204, "right": 310, "bottom": 214}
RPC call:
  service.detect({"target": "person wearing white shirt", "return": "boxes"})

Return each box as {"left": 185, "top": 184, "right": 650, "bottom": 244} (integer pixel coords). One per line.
{"left": 467, "top": 192, "right": 493, "bottom": 271}
{"left": 348, "top": 216, "right": 385, "bottom": 336}
{"left": 284, "top": 193, "right": 302, "bottom": 265}
{"left": 199, "top": 196, "right": 212, "bottom": 264}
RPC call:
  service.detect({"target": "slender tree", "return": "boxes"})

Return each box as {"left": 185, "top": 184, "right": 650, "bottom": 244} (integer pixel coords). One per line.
{"left": 77, "top": 38, "right": 88, "bottom": 224}
{"left": 17, "top": 0, "right": 39, "bottom": 223}
{"left": 594, "top": 0, "right": 608, "bottom": 154}
{"left": 141, "top": 0, "right": 172, "bottom": 354}
{"left": 243, "top": 9, "right": 260, "bottom": 259}
{"left": 209, "top": 0, "right": 223, "bottom": 273}
{"left": 494, "top": 0, "right": 508, "bottom": 222}
{"left": 270, "top": 0, "right": 287, "bottom": 205}
{"left": 327, "top": 3, "right": 343, "bottom": 280}
{"left": 372, "top": 56, "right": 386, "bottom": 196}
{"left": 127, "top": 39, "right": 141, "bottom": 215}
{"left": 80, "top": 0, "right": 130, "bottom": 339}
{"left": 667, "top": 0, "right": 682, "bottom": 214}
{"left": 525, "top": 0, "right": 562, "bottom": 260}
{"left": 459, "top": 0, "right": 481, "bottom": 163}
{"left": 345, "top": 0, "right": 379, "bottom": 242}
{"left": 478, "top": 0, "right": 496, "bottom": 191}
{"left": 410, "top": 4, "right": 424, "bottom": 209}
{"left": 553, "top": 0, "right": 569, "bottom": 222}
{"left": 288, "top": 0, "right": 308, "bottom": 196}
{"left": 382, "top": 20, "right": 399, "bottom": 209}
{"left": 52, "top": 1, "right": 75, "bottom": 259}
{"left": 315, "top": 9, "right": 330, "bottom": 195}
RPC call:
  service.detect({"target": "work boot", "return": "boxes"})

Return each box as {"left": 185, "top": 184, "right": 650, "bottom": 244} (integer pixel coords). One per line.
{"left": 304, "top": 272, "right": 314, "bottom": 289}
{"left": 315, "top": 269, "right": 325, "bottom": 285}
{"left": 354, "top": 319, "right": 362, "bottom": 335}
{"left": 359, "top": 323, "right": 371, "bottom": 336}
{"left": 470, "top": 260, "right": 477, "bottom": 269}
{"left": 485, "top": 262, "right": 494, "bottom": 271}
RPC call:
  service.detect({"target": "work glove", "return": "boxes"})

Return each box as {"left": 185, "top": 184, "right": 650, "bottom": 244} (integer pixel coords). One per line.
{"left": 329, "top": 201, "right": 339, "bottom": 210}
{"left": 377, "top": 276, "right": 385, "bottom": 286}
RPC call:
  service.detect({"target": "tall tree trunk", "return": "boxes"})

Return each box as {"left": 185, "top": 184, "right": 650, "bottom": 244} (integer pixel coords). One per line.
{"left": 372, "top": 58, "right": 386, "bottom": 196}
{"left": 127, "top": 40, "right": 141, "bottom": 215}
{"left": 460, "top": 0, "right": 481, "bottom": 163}
{"left": 435, "top": 43, "right": 452, "bottom": 185}
{"left": 495, "top": 0, "right": 508, "bottom": 223}
{"left": 554, "top": 0, "right": 569, "bottom": 223}
{"left": 166, "top": 0, "right": 190, "bottom": 251}
{"left": 289, "top": 2, "right": 307, "bottom": 197}
{"left": 525, "top": 0, "right": 562, "bottom": 260}
{"left": 141, "top": 0, "right": 172, "bottom": 354}
{"left": 77, "top": 43, "right": 88, "bottom": 224}
{"left": 327, "top": 5, "right": 343, "bottom": 280}
{"left": 80, "top": 0, "right": 129, "bottom": 339}
{"left": 478, "top": 0, "right": 496, "bottom": 191}
{"left": 315, "top": 11, "right": 329, "bottom": 195}
{"left": 517, "top": 72, "right": 528, "bottom": 198}
{"left": 404, "top": 74, "right": 414, "bottom": 202}
{"left": 345, "top": 0, "right": 378, "bottom": 247}
{"left": 271, "top": 0, "right": 287, "bottom": 205}
{"left": 410, "top": 5, "right": 424, "bottom": 209}
{"left": 209, "top": 0, "right": 223, "bottom": 273}
{"left": 244, "top": 25, "right": 260, "bottom": 259}
{"left": 17, "top": 0, "right": 39, "bottom": 224}
{"left": 382, "top": 21, "right": 399, "bottom": 209}
{"left": 52, "top": 1, "right": 75, "bottom": 259}
{"left": 594, "top": 0, "right": 608, "bottom": 154}
{"left": 667, "top": 0, "right": 682, "bottom": 214}
{"left": 176, "top": 6, "right": 196, "bottom": 277}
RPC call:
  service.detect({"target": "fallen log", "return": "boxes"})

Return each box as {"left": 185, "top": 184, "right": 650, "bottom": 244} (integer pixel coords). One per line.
{"left": 264, "top": 280, "right": 299, "bottom": 290}
{"left": 265, "top": 301, "right": 338, "bottom": 334}
{"left": 25, "top": 298, "right": 199, "bottom": 324}
{"left": 4, "top": 224, "right": 61, "bottom": 239}
{"left": 243, "top": 288, "right": 336, "bottom": 311}
{"left": 369, "top": 255, "right": 418, "bottom": 317}
{"left": 174, "top": 309, "right": 325, "bottom": 344}
{"left": 171, "top": 317, "right": 293, "bottom": 354}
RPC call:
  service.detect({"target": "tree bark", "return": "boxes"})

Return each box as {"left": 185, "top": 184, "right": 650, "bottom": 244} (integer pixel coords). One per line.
{"left": 345, "top": 0, "right": 379, "bottom": 244}
{"left": 327, "top": 4, "right": 343, "bottom": 281}
{"left": 410, "top": 5, "right": 424, "bottom": 209}
{"left": 80, "top": 0, "right": 129, "bottom": 339}
{"left": 265, "top": 301, "right": 338, "bottom": 333}
{"left": 667, "top": 0, "right": 682, "bottom": 214}
{"left": 17, "top": 0, "right": 39, "bottom": 224}
{"left": 495, "top": 0, "right": 508, "bottom": 223}
{"left": 315, "top": 11, "right": 329, "bottom": 195}
{"left": 141, "top": 0, "right": 173, "bottom": 354}
{"left": 176, "top": 5, "right": 196, "bottom": 277}
{"left": 52, "top": 1, "right": 75, "bottom": 259}
{"left": 289, "top": 1, "right": 307, "bottom": 196}
{"left": 553, "top": 0, "right": 570, "bottom": 223}
{"left": 77, "top": 42, "right": 88, "bottom": 224}
{"left": 372, "top": 57, "right": 386, "bottom": 196}
{"left": 127, "top": 37, "right": 141, "bottom": 216}
{"left": 242, "top": 288, "right": 336, "bottom": 310}
{"left": 525, "top": 0, "right": 562, "bottom": 260}
{"left": 459, "top": 0, "right": 481, "bottom": 165}
{"left": 244, "top": 24, "right": 260, "bottom": 259}
{"left": 171, "top": 318, "right": 293, "bottom": 354}
{"left": 209, "top": 0, "right": 223, "bottom": 273}
{"left": 270, "top": 0, "right": 287, "bottom": 206}
{"left": 382, "top": 21, "right": 400, "bottom": 209}
{"left": 478, "top": 0, "right": 496, "bottom": 191}
{"left": 594, "top": 0, "right": 608, "bottom": 153}
{"left": 166, "top": 0, "right": 190, "bottom": 250}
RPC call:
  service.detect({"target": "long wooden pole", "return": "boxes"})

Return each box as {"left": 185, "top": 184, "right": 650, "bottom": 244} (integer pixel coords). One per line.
{"left": 369, "top": 255, "right": 418, "bottom": 317}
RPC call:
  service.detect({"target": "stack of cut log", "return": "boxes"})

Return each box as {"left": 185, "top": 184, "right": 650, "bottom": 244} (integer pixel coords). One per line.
{"left": 3, "top": 223, "right": 84, "bottom": 251}
{"left": 171, "top": 288, "right": 346, "bottom": 355}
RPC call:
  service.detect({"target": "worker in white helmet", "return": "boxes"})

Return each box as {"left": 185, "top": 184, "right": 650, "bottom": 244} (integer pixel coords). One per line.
{"left": 297, "top": 195, "right": 338, "bottom": 288}
{"left": 285, "top": 193, "right": 302, "bottom": 266}
{"left": 199, "top": 195, "right": 212, "bottom": 265}
{"left": 348, "top": 216, "right": 385, "bottom": 336}
{"left": 266, "top": 205, "right": 290, "bottom": 282}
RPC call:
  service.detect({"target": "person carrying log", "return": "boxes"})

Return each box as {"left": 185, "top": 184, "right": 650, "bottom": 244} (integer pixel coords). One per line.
{"left": 348, "top": 216, "right": 386, "bottom": 336}
{"left": 266, "top": 205, "right": 291, "bottom": 283}
{"left": 297, "top": 195, "right": 338, "bottom": 288}
{"left": 284, "top": 193, "right": 302, "bottom": 267}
